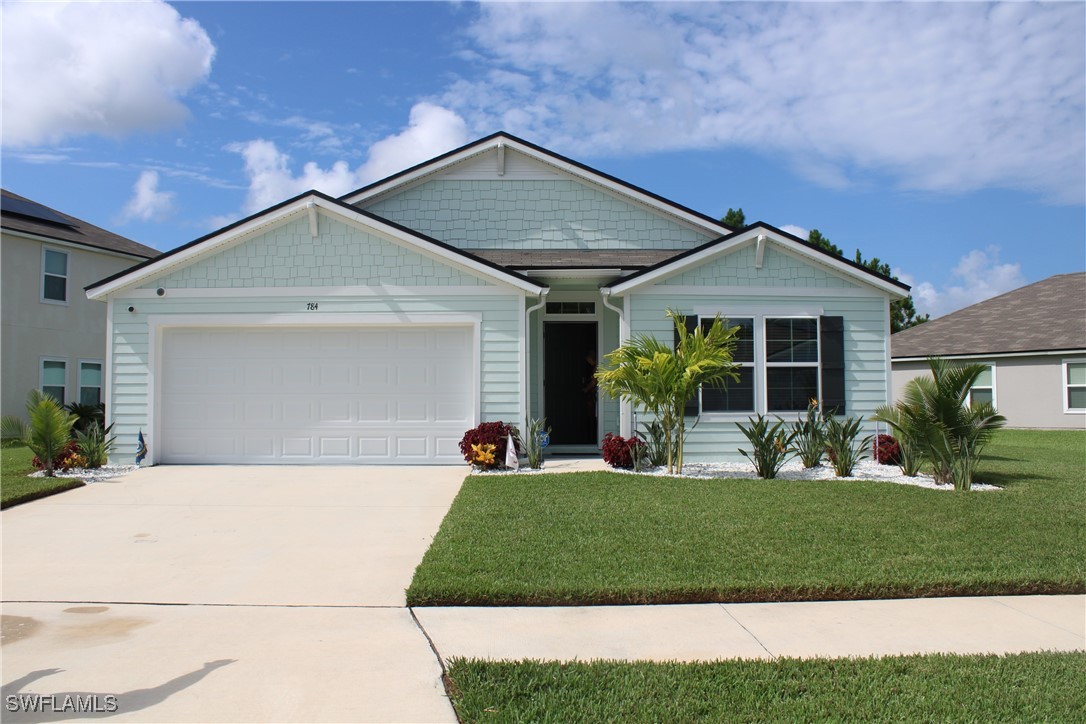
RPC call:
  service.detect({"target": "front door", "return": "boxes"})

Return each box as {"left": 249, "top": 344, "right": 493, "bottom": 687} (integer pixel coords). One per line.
{"left": 543, "top": 321, "right": 598, "bottom": 446}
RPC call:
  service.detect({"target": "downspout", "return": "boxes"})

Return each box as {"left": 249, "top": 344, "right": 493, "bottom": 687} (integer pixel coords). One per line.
{"left": 600, "top": 288, "right": 633, "bottom": 437}
{"left": 525, "top": 289, "right": 549, "bottom": 427}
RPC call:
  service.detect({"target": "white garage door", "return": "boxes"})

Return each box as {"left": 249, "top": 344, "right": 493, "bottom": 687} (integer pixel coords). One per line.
{"left": 158, "top": 326, "right": 474, "bottom": 464}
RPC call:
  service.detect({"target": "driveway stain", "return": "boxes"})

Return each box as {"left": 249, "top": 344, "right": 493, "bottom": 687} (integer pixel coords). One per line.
{"left": 59, "top": 617, "right": 151, "bottom": 646}
{"left": 1, "top": 616, "right": 42, "bottom": 646}
{"left": 63, "top": 606, "right": 110, "bottom": 614}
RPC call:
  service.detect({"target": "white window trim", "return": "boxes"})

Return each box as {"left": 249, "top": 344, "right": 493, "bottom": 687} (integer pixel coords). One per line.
{"left": 39, "top": 356, "right": 68, "bottom": 405}
{"left": 41, "top": 247, "right": 70, "bottom": 305}
{"left": 78, "top": 358, "right": 104, "bottom": 407}
{"left": 1063, "top": 358, "right": 1086, "bottom": 414}
{"left": 692, "top": 309, "right": 824, "bottom": 420}
{"left": 966, "top": 362, "right": 997, "bottom": 409}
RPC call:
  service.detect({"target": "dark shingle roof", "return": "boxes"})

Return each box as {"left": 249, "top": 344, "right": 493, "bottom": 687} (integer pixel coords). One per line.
{"left": 470, "top": 249, "right": 681, "bottom": 270}
{"left": 891, "top": 272, "right": 1086, "bottom": 358}
{"left": 1, "top": 189, "right": 159, "bottom": 259}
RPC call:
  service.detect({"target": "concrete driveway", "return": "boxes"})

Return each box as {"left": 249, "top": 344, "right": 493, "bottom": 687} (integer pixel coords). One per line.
{"left": 2, "top": 465, "right": 465, "bottom": 722}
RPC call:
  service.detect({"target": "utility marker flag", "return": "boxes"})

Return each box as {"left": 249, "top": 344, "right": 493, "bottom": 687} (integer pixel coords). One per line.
{"left": 505, "top": 433, "right": 519, "bottom": 471}
{"left": 135, "top": 430, "right": 148, "bottom": 465}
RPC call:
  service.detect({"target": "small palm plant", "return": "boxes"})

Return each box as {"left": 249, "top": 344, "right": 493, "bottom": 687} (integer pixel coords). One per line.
{"left": 824, "top": 415, "right": 874, "bottom": 478}
{"left": 596, "top": 310, "right": 740, "bottom": 474}
{"left": 524, "top": 417, "right": 551, "bottom": 470}
{"left": 1, "top": 391, "right": 79, "bottom": 477}
{"left": 875, "top": 357, "right": 1006, "bottom": 490}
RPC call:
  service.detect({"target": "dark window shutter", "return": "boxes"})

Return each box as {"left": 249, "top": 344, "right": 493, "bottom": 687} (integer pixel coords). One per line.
{"left": 820, "top": 316, "right": 845, "bottom": 416}
{"left": 674, "top": 314, "right": 700, "bottom": 417}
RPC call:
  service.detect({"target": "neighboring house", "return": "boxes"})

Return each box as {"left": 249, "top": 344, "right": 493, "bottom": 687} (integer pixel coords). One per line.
{"left": 891, "top": 272, "right": 1086, "bottom": 429}
{"left": 1, "top": 189, "right": 159, "bottom": 420}
{"left": 86, "top": 133, "right": 908, "bottom": 465}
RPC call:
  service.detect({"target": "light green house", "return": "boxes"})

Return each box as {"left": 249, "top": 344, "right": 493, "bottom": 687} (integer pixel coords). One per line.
{"left": 87, "top": 133, "right": 908, "bottom": 465}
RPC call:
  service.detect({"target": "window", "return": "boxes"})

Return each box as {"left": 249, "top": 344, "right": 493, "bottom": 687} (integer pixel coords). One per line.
{"left": 545, "top": 301, "right": 596, "bottom": 315}
{"left": 697, "top": 314, "right": 826, "bottom": 415}
{"left": 702, "top": 318, "right": 755, "bottom": 412}
{"left": 42, "top": 248, "right": 68, "bottom": 303}
{"left": 41, "top": 359, "right": 67, "bottom": 404}
{"left": 967, "top": 365, "right": 995, "bottom": 407}
{"left": 1065, "top": 361, "right": 1086, "bottom": 413}
{"left": 79, "top": 361, "right": 103, "bottom": 406}
{"left": 765, "top": 318, "right": 820, "bottom": 412}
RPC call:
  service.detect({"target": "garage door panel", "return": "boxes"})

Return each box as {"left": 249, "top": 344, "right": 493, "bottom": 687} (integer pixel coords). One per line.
{"left": 159, "top": 325, "right": 475, "bottom": 464}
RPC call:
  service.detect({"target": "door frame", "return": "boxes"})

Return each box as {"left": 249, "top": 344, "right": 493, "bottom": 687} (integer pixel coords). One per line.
{"left": 538, "top": 296, "right": 604, "bottom": 451}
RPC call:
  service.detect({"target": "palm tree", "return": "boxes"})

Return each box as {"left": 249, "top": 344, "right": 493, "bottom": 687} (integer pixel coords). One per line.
{"left": 875, "top": 357, "right": 1006, "bottom": 490}
{"left": 596, "top": 310, "right": 740, "bottom": 474}
{"left": 1, "top": 390, "right": 79, "bottom": 477}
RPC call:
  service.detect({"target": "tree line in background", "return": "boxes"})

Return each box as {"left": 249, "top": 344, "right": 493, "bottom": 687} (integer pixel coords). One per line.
{"left": 721, "top": 208, "right": 929, "bottom": 333}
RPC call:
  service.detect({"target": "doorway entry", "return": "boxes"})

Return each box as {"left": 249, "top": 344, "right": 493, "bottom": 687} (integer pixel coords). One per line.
{"left": 543, "top": 321, "right": 598, "bottom": 447}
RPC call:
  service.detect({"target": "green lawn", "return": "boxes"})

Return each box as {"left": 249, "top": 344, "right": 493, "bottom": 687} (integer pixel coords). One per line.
{"left": 1, "top": 444, "right": 84, "bottom": 509}
{"left": 446, "top": 652, "right": 1086, "bottom": 723}
{"left": 408, "top": 429, "right": 1085, "bottom": 605}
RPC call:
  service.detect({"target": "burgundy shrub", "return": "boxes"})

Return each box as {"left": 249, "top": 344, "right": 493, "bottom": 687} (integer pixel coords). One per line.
{"left": 874, "top": 434, "right": 902, "bottom": 466}
{"left": 458, "top": 421, "right": 521, "bottom": 468}
{"left": 601, "top": 433, "right": 645, "bottom": 469}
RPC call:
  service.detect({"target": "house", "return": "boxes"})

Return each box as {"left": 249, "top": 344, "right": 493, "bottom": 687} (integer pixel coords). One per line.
{"left": 1, "top": 189, "right": 159, "bottom": 420}
{"left": 891, "top": 272, "right": 1086, "bottom": 429}
{"left": 85, "top": 133, "right": 909, "bottom": 465}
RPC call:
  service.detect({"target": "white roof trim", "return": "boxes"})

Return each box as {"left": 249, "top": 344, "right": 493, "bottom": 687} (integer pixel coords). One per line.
{"left": 603, "top": 227, "right": 909, "bottom": 298}
{"left": 340, "top": 135, "right": 731, "bottom": 239}
{"left": 87, "top": 194, "right": 546, "bottom": 300}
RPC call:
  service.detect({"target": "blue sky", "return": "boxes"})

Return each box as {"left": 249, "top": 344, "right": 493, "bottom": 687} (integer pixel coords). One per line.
{"left": 2, "top": 1, "right": 1083, "bottom": 318}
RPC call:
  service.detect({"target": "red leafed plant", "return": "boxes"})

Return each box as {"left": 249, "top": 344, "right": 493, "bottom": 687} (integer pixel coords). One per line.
{"left": 874, "top": 434, "right": 902, "bottom": 466}
{"left": 33, "top": 439, "right": 84, "bottom": 472}
{"left": 601, "top": 432, "right": 646, "bottom": 469}
{"left": 458, "top": 421, "right": 521, "bottom": 469}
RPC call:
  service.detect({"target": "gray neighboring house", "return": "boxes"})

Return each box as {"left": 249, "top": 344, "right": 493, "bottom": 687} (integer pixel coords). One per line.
{"left": 1, "top": 189, "right": 159, "bottom": 420}
{"left": 891, "top": 272, "right": 1086, "bottom": 429}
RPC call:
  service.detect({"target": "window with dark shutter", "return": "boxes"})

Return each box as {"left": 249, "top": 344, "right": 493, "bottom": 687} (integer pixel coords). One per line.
{"left": 819, "top": 315, "right": 846, "bottom": 415}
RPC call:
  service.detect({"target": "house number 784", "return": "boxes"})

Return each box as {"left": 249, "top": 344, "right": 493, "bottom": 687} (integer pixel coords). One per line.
{"left": 306, "top": 302, "right": 319, "bottom": 311}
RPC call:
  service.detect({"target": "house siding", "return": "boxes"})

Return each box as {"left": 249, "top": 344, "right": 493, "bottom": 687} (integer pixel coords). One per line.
{"left": 626, "top": 288, "right": 890, "bottom": 462}
{"left": 659, "top": 243, "right": 859, "bottom": 288}
{"left": 141, "top": 216, "right": 490, "bottom": 289}
{"left": 361, "top": 179, "right": 715, "bottom": 251}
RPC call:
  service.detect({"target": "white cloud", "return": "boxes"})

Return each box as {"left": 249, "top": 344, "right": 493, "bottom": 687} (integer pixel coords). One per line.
{"left": 1, "top": 0, "right": 215, "bottom": 146}
{"left": 444, "top": 2, "right": 1085, "bottom": 204}
{"left": 780, "top": 225, "right": 809, "bottom": 240}
{"left": 225, "top": 103, "right": 468, "bottom": 216}
{"left": 897, "top": 246, "right": 1026, "bottom": 319}
{"left": 119, "top": 171, "right": 175, "bottom": 223}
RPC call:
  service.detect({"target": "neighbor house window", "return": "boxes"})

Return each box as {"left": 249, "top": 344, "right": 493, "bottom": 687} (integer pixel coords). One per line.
{"left": 967, "top": 364, "right": 995, "bottom": 407}
{"left": 41, "top": 359, "right": 67, "bottom": 404}
{"left": 79, "top": 361, "right": 103, "bottom": 406}
{"left": 42, "top": 248, "right": 69, "bottom": 303}
{"left": 697, "top": 315, "right": 821, "bottom": 415}
{"left": 1065, "top": 361, "right": 1086, "bottom": 413}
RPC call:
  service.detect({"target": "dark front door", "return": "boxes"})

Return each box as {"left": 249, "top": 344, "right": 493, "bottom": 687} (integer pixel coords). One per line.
{"left": 544, "top": 321, "right": 598, "bottom": 446}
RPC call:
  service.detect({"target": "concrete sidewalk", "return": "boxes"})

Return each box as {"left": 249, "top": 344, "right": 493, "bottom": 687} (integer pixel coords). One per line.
{"left": 414, "top": 594, "right": 1086, "bottom": 663}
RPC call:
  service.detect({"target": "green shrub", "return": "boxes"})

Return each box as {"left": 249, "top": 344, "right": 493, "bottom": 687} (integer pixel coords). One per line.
{"left": 65, "top": 402, "right": 105, "bottom": 434}
{"left": 637, "top": 419, "right": 669, "bottom": 468}
{"left": 825, "top": 415, "right": 874, "bottom": 478}
{"left": 737, "top": 415, "right": 796, "bottom": 479}
{"left": 75, "top": 422, "right": 116, "bottom": 469}
{"left": 791, "top": 401, "right": 827, "bottom": 468}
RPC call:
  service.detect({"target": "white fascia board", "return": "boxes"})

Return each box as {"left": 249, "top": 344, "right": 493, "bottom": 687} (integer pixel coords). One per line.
{"left": 604, "top": 228, "right": 908, "bottom": 298}
{"left": 341, "top": 136, "right": 730, "bottom": 239}
{"left": 87, "top": 194, "right": 545, "bottom": 300}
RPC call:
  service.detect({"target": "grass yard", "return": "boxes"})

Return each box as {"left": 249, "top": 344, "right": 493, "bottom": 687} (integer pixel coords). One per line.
{"left": 408, "top": 429, "right": 1085, "bottom": 605}
{"left": 1, "top": 443, "right": 84, "bottom": 509}
{"left": 446, "top": 652, "right": 1086, "bottom": 723}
